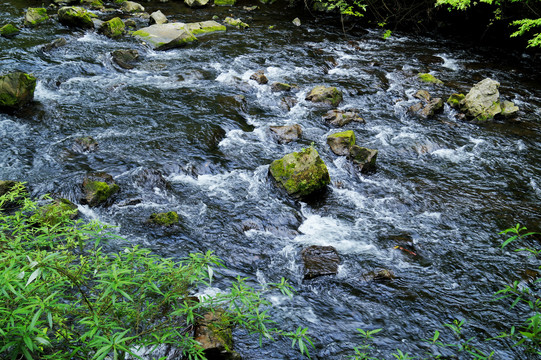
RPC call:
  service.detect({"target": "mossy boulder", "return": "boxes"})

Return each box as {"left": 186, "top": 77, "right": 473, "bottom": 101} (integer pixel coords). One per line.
{"left": 132, "top": 23, "right": 197, "bottom": 50}
{"left": 447, "top": 93, "right": 465, "bottom": 109}
{"left": 250, "top": 70, "right": 268, "bottom": 85}
{"left": 271, "top": 82, "right": 291, "bottom": 92}
{"left": 184, "top": 0, "right": 209, "bottom": 7}
{"left": 305, "top": 85, "right": 342, "bottom": 107}
{"left": 417, "top": 73, "right": 443, "bottom": 85}
{"left": 37, "top": 198, "right": 78, "bottom": 226}
{"left": 194, "top": 310, "right": 241, "bottom": 360}
{"left": 121, "top": 1, "right": 145, "bottom": 13}
{"left": 322, "top": 109, "right": 364, "bottom": 127}
{"left": 269, "top": 147, "right": 330, "bottom": 198}
{"left": 224, "top": 17, "right": 249, "bottom": 29}
{"left": 214, "top": 0, "right": 236, "bottom": 5}
{"left": 111, "top": 49, "right": 139, "bottom": 69}
{"left": 58, "top": 6, "right": 95, "bottom": 29}
{"left": 327, "top": 130, "right": 356, "bottom": 156}
{"left": 25, "top": 8, "right": 49, "bottom": 27}
{"left": 462, "top": 78, "right": 502, "bottom": 122}
{"left": 184, "top": 20, "right": 226, "bottom": 35}
{"left": 349, "top": 145, "right": 378, "bottom": 173}
{"left": 148, "top": 211, "right": 179, "bottom": 226}
{"left": 81, "top": 173, "right": 119, "bottom": 207}
{"left": 0, "top": 72, "right": 37, "bottom": 110}
{"left": 0, "top": 24, "right": 20, "bottom": 38}
{"left": 269, "top": 124, "right": 302, "bottom": 144}
{"left": 98, "top": 17, "right": 125, "bottom": 38}
{"left": 81, "top": 0, "right": 105, "bottom": 10}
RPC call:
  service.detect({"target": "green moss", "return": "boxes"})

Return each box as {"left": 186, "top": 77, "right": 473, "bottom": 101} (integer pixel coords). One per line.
{"left": 224, "top": 17, "right": 249, "bottom": 29}
{"left": 0, "top": 24, "right": 19, "bottom": 38}
{"left": 269, "top": 147, "right": 330, "bottom": 197}
{"left": 418, "top": 73, "right": 444, "bottom": 85}
{"left": 0, "top": 72, "right": 37, "bottom": 109}
{"left": 329, "top": 130, "right": 355, "bottom": 142}
{"left": 25, "top": 8, "right": 49, "bottom": 27}
{"left": 83, "top": 181, "right": 119, "bottom": 207}
{"left": 190, "top": 25, "right": 226, "bottom": 35}
{"left": 100, "top": 17, "right": 125, "bottom": 38}
{"left": 447, "top": 93, "right": 465, "bottom": 108}
{"left": 132, "top": 29, "right": 149, "bottom": 38}
{"left": 214, "top": 0, "right": 235, "bottom": 5}
{"left": 148, "top": 211, "right": 179, "bottom": 226}
{"left": 38, "top": 199, "right": 78, "bottom": 226}
{"left": 306, "top": 85, "right": 343, "bottom": 107}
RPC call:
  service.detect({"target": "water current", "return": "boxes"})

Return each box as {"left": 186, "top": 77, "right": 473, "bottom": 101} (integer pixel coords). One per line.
{"left": 1, "top": 0, "right": 541, "bottom": 358}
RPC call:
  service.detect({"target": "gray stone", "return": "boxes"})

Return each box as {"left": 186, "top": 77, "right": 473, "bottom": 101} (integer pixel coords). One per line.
{"left": 121, "top": 1, "right": 145, "bottom": 13}
{"left": 269, "top": 124, "right": 302, "bottom": 144}
{"left": 462, "top": 78, "right": 502, "bottom": 121}
{"left": 184, "top": 0, "right": 209, "bottom": 7}
{"left": 149, "top": 10, "right": 167, "bottom": 25}
{"left": 301, "top": 245, "right": 340, "bottom": 279}
{"left": 132, "top": 23, "right": 197, "bottom": 50}
{"left": 349, "top": 145, "right": 378, "bottom": 173}
{"left": 323, "top": 109, "right": 364, "bottom": 127}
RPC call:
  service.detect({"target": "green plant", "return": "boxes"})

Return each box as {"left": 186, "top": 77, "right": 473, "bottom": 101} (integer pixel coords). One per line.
{"left": 0, "top": 185, "right": 313, "bottom": 359}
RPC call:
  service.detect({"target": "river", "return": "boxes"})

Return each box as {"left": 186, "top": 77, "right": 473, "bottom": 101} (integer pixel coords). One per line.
{"left": 1, "top": 0, "right": 540, "bottom": 358}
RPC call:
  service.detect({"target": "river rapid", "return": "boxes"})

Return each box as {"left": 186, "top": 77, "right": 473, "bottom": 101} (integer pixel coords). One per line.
{"left": 1, "top": 0, "right": 541, "bottom": 358}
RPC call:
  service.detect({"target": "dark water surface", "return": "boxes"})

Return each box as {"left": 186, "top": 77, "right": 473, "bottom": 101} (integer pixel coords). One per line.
{"left": 1, "top": 0, "right": 541, "bottom": 358}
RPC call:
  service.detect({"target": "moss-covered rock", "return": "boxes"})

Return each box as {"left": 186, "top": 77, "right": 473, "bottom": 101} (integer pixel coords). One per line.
{"left": 214, "top": 0, "right": 236, "bottom": 5}
{"left": 269, "top": 147, "right": 330, "bottom": 198}
{"left": 121, "top": 1, "right": 145, "bottom": 13}
{"left": 349, "top": 145, "right": 378, "bottom": 173}
{"left": 25, "top": 8, "right": 49, "bottom": 27}
{"left": 462, "top": 78, "right": 501, "bottom": 122}
{"left": 0, "top": 24, "right": 19, "bottom": 38}
{"left": 185, "top": 0, "right": 209, "bottom": 7}
{"left": 98, "top": 17, "right": 125, "bottom": 38}
{"left": 0, "top": 72, "right": 37, "bottom": 110}
{"left": 322, "top": 109, "right": 364, "bottom": 127}
{"left": 37, "top": 198, "right": 78, "bottom": 226}
{"left": 418, "top": 73, "right": 443, "bottom": 85}
{"left": 501, "top": 100, "right": 519, "bottom": 118}
{"left": 132, "top": 23, "right": 197, "bottom": 50}
{"left": 184, "top": 20, "right": 226, "bottom": 35}
{"left": 447, "top": 93, "right": 465, "bottom": 109}
{"left": 250, "top": 70, "right": 268, "bottom": 85}
{"left": 269, "top": 124, "right": 302, "bottom": 144}
{"left": 194, "top": 310, "right": 241, "bottom": 360}
{"left": 58, "top": 6, "right": 95, "bottom": 29}
{"left": 224, "top": 17, "right": 249, "bottom": 29}
{"left": 148, "top": 211, "right": 179, "bottom": 226}
{"left": 80, "top": 0, "right": 104, "bottom": 10}
{"left": 305, "top": 85, "right": 342, "bottom": 107}
{"left": 327, "top": 130, "right": 356, "bottom": 156}
{"left": 81, "top": 173, "right": 119, "bottom": 207}
{"left": 270, "top": 82, "right": 291, "bottom": 92}
{"left": 74, "top": 136, "right": 98, "bottom": 152}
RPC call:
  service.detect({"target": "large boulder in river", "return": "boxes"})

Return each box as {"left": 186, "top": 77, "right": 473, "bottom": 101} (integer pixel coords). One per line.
{"left": 81, "top": 172, "right": 119, "bottom": 207}
{"left": 305, "top": 85, "right": 343, "bottom": 107}
{"left": 184, "top": 0, "right": 209, "bottom": 7}
{"left": 132, "top": 23, "right": 197, "bottom": 50}
{"left": 327, "top": 130, "right": 355, "bottom": 156}
{"left": 269, "top": 147, "right": 330, "bottom": 198}
{"left": 0, "top": 72, "right": 37, "bottom": 110}
{"left": 98, "top": 17, "right": 125, "bottom": 38}
{"left": 25, "top": 8, "right": 49, "bottom": 27}
{"left": 461, "top": 78, "right": 502, "bottom": 122}
{"left": 58, "top": 6, "right": 95, "bottom": 29}
{"left": 0, "top": 24, "right": 20, "bottom": 38}
{"left": 301, "top": 245, "right": 340, "bottom": 279}
{"left": 184, "top": 20, "right": 226, "bottom": 35}
{"left": 349, "top": 145, "right": 378, "bottom": 173}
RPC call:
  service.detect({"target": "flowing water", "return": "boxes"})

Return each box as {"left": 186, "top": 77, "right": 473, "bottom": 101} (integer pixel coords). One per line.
{"left": 1, "top": 0, "right": 541, "bottom": 358}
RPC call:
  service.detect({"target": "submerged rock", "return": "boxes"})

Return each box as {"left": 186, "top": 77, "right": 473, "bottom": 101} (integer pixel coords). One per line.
{"left": 58, "top": 6, "right": 95, "bottom": 29}
{"left": 269, "top": 124, "right": 302, "bottom": 144}
{"left": 134, "top": 168, "right": 171, "bottom": 190}
{"left": 42, "top": 37, "right": 67, "bottom": 51}
{"left": 305, "top": 85, "right": 342, "bottom": 107}
{"left": 184, "top": 0, "right": 209, "bottom": 7}
{"left": 0, "top": 24, "right": 19, "bottom": 38}
{"left": 270, "top": 82, "right": 291, "bottom": 92}
{"left": 462, "top": 78, "right": 501, "bottom": 121}
{"left": 327, "top": 130, "right": 355, "bottom": 156}
{"left": 269, "top": 147, "right": 330, "bottom": 198}
{"left": 250, "top": 70, "right": 268, "bottom": 85}
{"left": 323, "top": 109, "right": 364, "bottom": 127}
{"left": 74, "top": 136, "right": 98, "bottom": 152}
{"left": 111, "top": 49, "right": 140, "bottom": 69}
{"left": 292, "top": 17, "right": 301, "bottom": 26}
{"left": 121, "top": 1, "right": 145, "bottom": 13}
{"left": 409, "top": 90, "right": 443, "bottom": 118}
{"left": 81, "top": 172, "right": 119, "bottom": 207}
{"left": 0, "top": 72, "right": 37, "bottom": 110}
{"left": 147, "top": 211, "right": 179, "bottom": 226}
{"left": 224, "top": 17, "right": 249, "bottom": 29}
{"left": 132, "top": 23, "right": 197, "bottom": 50}
{"left": 149, "top": 10, "right": 167, "bottom": 25}
{"left": 362, "top": 269, "right": 395, "bottom": 282}
{"left": 349, "top": 145, "right": 378, "bottom": 173}
{"left": 98, "top": 17, "right": 125, "bottom": 38}
{"left": 417, "top": 72, "right": 443, "bottom": 85}
{"left": 301, "top": 245, "right": 340, "bottom": 279}
{"left": 280, "top": 96, "right": 297, "bottom": 111}
{"left": 25, "top": 8, "right": 49, "bottom": 27}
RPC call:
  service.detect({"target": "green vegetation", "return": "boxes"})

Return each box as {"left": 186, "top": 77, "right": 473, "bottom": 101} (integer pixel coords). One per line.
{"left": 436, "top": 0, "right": 541, "bottom": 47}
{"left": 148, "top": 211, "right": 180, "bottom": 226}
{"left": 0, "top": 185, "right": 313, "bottom": 359}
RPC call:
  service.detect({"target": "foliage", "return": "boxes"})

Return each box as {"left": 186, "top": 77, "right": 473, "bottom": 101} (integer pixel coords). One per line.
{"left": 435, "top": 0, "right": 541, "bottom": 47}
{"left": 0, "top": 185, "right": 312, "bottom": 360}
{"left": 311, "top": 0, "right": 367, "bottom": 17}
